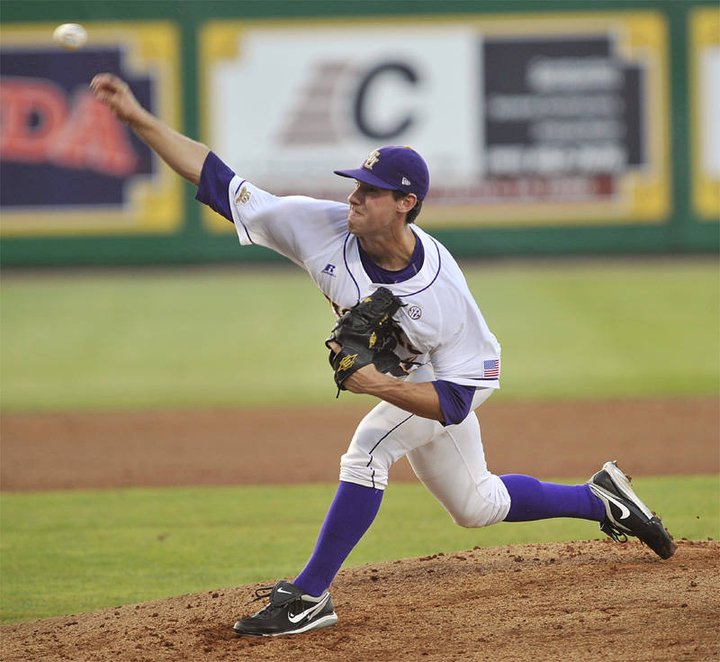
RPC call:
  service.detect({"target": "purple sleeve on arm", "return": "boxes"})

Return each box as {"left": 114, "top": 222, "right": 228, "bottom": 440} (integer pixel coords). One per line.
{"left": 432, "top": 380, "right": 477, "bottom": 426}
{"left": 195, "top": 151, "right": 236, "bottom": 223}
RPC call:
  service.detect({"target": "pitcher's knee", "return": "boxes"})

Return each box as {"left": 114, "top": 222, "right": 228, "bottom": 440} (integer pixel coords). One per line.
{"left": 452, "top": 507, "right": 500, "bottom": 528}
{"left": 449, "top": 476, "right": 511, "bottom": 528}
{"left": 339, "top": 452, "right": 389, "bottom": 490}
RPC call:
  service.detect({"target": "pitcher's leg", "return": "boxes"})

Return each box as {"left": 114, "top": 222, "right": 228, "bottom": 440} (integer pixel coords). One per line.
{"left": 339, "top": 398, "right": 443, "bottom": 490}
{"left": 294, "top": 481, "right": 383, "bottom": 597}
{"left": 407, "top": 407, "right": 511, "bottom": 528}
{"left": 296, "top": 395, "right": 445, "bottom": 597}
{"left": 500, "top": 474, "right": 606, "bottom": 521}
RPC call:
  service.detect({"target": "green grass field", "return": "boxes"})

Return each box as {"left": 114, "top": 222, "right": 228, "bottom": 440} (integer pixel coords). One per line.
{"left": 2, "top": 476, "right": 718, "bottom": 623}
{"left": 1, "top": 260, "right": 718, "bottom": 623}
{"left": 1, "top": 259, "right": 718, "bottom": 411}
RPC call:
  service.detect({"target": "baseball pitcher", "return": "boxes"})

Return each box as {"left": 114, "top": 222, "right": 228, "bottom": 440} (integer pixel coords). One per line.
{"left": 90, "top": 73, "right": 675, "bottom": 638}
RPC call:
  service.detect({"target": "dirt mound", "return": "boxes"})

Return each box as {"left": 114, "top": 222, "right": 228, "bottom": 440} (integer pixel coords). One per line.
{"left": 2, "top": 540, "right": 717, "bottom": 662}
{"left": 2, "top": 398, "right": 717, "bottom": 659}
{"left": 2, "top": 397, "right": 718, "bottom": 491}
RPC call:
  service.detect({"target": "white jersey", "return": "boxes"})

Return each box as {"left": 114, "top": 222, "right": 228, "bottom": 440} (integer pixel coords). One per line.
{"left": 226, "top": 176, "right": 501, "bottom": 389}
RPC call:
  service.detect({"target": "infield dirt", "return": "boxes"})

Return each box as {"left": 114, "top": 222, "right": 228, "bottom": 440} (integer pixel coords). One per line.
{"left": 1, "top": 396, "right": 718, "bottom": 661}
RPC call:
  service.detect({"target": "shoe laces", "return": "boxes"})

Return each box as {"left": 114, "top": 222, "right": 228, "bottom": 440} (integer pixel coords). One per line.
{"left": 247, "top": 585, "right": 279, "bottom": 617}
{"left": 600, "top": 520, "right": 628, "bottom": 544}
{"left": 251, "top": 586, "right": 274, "bottom": 602}
{"left": 249, "top": 584, "right": 304, "bottom": 619}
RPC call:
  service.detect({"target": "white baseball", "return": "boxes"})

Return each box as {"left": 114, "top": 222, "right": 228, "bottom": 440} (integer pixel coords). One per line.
{"left": 53, "top": 23, "right": 88, "bottom": 51}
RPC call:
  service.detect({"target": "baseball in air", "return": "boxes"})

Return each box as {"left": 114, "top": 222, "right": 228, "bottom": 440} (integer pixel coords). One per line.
{"left": 53, "top": 23, "right": 88, "bottom": 50}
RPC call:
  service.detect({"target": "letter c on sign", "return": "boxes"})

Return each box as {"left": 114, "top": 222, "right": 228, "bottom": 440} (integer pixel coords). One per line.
{"left": 353, "top": 62, "right": 418, "bottom": 140}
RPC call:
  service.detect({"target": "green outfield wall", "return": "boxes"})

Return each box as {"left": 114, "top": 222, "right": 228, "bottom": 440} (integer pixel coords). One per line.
{"left": 1, "top": 0, "right": 718, "bottom": 266}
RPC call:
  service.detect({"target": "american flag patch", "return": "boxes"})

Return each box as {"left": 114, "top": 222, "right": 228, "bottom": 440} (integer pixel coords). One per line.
{"left": 483, "top": 359, "right": 500, "bottom": 378}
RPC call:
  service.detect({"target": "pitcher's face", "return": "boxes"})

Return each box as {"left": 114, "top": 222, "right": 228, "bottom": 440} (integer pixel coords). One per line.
{"left": 347, "top": 182, "right": 405, "bottom": 238}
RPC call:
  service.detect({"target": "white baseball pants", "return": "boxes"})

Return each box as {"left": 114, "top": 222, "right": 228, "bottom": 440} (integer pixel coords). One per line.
{"left": 339, "top": 365, "right": 511, "bottom": 528}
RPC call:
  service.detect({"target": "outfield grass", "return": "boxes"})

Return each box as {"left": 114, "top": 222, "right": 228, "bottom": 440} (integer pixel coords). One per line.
{"left": 1, "top": 476, "right": 718, "bottom": 623}
{"left": 1, "top": 261, "right": 718, "bottom": 625}
{"left": 1, "top": 259, "right": 718, "bottom": 412}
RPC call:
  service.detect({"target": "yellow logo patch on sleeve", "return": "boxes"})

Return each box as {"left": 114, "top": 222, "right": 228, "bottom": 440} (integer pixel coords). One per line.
{"left": 235, "top": 186, "right": 251, "bottom": 204}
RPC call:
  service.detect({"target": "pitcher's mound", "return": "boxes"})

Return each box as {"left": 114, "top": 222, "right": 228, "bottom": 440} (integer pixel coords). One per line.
{"left": 2, "top": 539, "right": 718, "bottom": 662}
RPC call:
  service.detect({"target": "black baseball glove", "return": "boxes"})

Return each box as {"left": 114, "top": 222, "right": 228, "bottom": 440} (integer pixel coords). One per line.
{"left": 326, "top": 287, "right": 403, "bottom": 392}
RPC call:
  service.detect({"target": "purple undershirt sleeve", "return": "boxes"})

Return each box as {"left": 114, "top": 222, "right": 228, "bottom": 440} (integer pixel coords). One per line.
{"left": 432, "top": 380, "right": 477, "bottom": 426}
{"left": 195, "top": 151, "right": 236, "bottom": 223}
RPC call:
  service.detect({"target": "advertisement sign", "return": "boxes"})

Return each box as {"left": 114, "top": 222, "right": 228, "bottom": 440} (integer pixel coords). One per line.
{"left": 0, "top": 23, "right": 182, "bottom": 236}
{"left": 200, "top": 13, "right": 669, "bottom": 230}
{"left": 691, "top": 8, "right": 720, "bottom": 221}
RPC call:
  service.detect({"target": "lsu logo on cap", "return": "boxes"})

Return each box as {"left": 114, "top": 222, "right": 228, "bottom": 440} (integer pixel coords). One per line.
{"left": 363, "top": 149, "right": 381, "bottom": 170}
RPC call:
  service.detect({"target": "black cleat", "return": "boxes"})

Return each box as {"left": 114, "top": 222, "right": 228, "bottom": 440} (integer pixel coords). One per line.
{"left": 588, "top": 461, "right": 676, "bottom": 559}
{"left": 233, "top": 580, "right": 338, "bottom": 637}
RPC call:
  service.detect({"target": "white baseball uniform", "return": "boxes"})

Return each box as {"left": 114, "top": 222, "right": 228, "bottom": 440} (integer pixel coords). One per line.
{"left": 199, "top": 154, "right": 511, "bottom": 528}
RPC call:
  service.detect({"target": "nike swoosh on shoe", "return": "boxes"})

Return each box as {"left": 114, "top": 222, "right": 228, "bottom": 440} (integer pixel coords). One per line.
{"left": 287, "top": 594, "right": 330, "bottom": 624}
{"left": 603, "top": 492, "right": 631, "bottom": 520}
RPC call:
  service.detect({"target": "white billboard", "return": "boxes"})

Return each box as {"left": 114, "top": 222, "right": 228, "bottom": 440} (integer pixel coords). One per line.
{"left": 200, "top": 14, "right": 670, "bottom": 229}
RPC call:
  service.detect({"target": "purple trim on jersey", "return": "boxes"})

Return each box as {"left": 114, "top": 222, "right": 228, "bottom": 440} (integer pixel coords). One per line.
{"left": 432, "top": 380, "right": 476, "bottom": 425}
{"left": 358, "top": 230, "right": 425, "bottom": 284}
{"left": 342, "top": 233, "right": 362, "bottom": 303}
{"left": 231, "top": 180, "right": 255, "bottom": 245}
{"left": 345, "top": 232, "right": 442, "bottom": 300}
{"left": 397, "top": 237, "right": 441, "bottom": 298}
{"left": 195, "top": 151, "right": 235, "bottom": 223}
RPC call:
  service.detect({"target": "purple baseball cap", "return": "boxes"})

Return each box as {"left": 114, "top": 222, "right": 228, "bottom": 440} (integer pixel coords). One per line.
{"left": 334, "top": 145, "right": 430, "bottom": 200}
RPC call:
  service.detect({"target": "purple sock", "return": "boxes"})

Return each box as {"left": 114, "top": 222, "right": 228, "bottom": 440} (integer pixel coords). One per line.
{"left": 500, "top": 474, "right": 606, "bottom": 522}
{"left": 294, "top": 481, "right": 383, "bottom": 596}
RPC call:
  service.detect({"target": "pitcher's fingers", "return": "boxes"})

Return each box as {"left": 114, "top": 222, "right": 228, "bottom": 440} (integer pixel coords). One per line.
{"left": 90, "top": 73, "right": 121, "bottom": 92}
